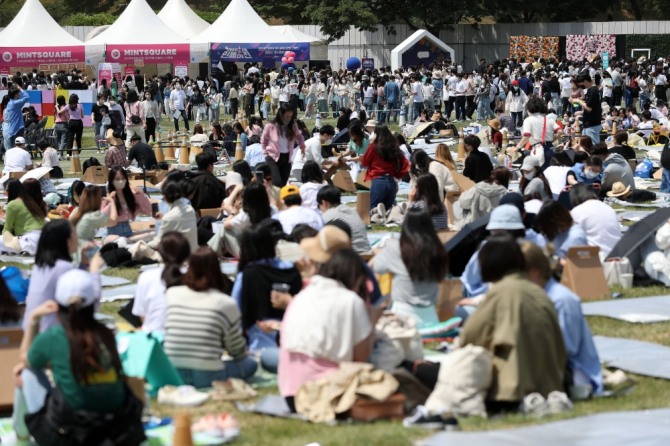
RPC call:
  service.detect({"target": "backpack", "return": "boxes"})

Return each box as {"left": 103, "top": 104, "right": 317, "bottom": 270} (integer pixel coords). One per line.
{"left": 1, "top": 266, "right": 29, "bottom": 303}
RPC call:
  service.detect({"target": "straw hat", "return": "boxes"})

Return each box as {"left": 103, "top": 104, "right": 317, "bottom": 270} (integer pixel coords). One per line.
{"left": 300, "top": 226, "right": 351, "bottom": 264}
{"left": 607, "top": 182, "right": 632, "bottom": 198}
{"left": 488, "top": 118, "right": 501, "bottom": 130}
{"left": 105, "top": 128, "right": 123, "bottom": 146}
{"left": 365, "top": 119, "right": 378, "bottom": 130}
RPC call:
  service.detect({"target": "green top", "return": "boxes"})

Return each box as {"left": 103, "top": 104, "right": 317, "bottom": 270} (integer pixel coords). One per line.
{"left": 3, "top": 199, "right": 44, "bottom": 236}
{"left": 76, "top": 210, "right": 109, "bottom": 242}
{"left": 29, "top": 325, "right": 126, "bottom": 412}
{"left": 348, "top": 137, "right": 370, "bottom": 156}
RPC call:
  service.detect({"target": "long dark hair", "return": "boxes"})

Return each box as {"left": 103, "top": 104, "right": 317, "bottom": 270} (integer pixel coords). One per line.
{"left": 4, "top": 178, "right": 22, "bottom": 202}
{"left": 318, "top": 249, "right": 369, "bottom": 299}
{"left": 272, "top": 105, "right": 296, "bottom": 140}
{"left": 414, "top": 174, "right": 446, "bottom": 216}
{"left": 410, "top": 149, "right": 432, "bottom": 178}
{"left": 374, "top": 124, "right": 404, "bottom": 173}
{"left": 238, "top": 220, "right": 277, "bottom": 272}
{"left": 518, "top": 167, "right": 552, "bottom": 200}
{"left": 242, "top": 183, "right": 271, "bottom": 225}
{"left": 71, "top": 185, "right": 101, "bottom": 227}
{"left": 182, "top": 247, "right": 232, "bottom": 294}
{"left": 158, "top": 232, "right": 191, "bottom": 289}
{"left": 56, "top": 95, "right": 66, "bottom": 107}
{"left": 107, "top": 167, "right": 137, "bottom": 215}
{"left": 60, "top": 303, "right": 123, "bottom": 385}
{"left": 68, "top": 93, "right": 79, "bottom": 110}
{"left": 0, "top": 276, "right": 20, "bottom": 324}
{"left": 35, "top": 220, "right": 73, "bottom": 267}
{"left": 400, "top": 209, "right": 448, "bottom": 282}
{"left": 21, "top": 179, "right": 47, "bottom": 220}
{"left": 126, "top": 90, "right": 139, "bottom": 103}
{"left": 535, "top": 200, "right": 574, "bottom": 241}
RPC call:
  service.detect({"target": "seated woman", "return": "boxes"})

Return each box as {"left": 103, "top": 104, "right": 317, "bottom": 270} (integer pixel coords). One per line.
{"left": 566, "top": 155, "right": 603, "bottom": 186}
{"left": 373, "top": 209, "right": 448, "bottom": 326}
{"left": 70, "top": 185, "right": 118, "bottom": 252}
{"left": 518, "top": 156, "right": 552, "bottom": 201}
{"left": 231, "top": 220, "right": 302, "bottom": 373}
{"left": 190, "top": 124, "right": 209, "bottom": 147}
{"left": 569, "top": 184, "right": 621, "bottom": 259}
{"left": 409, "top": 174, "right": 449, "bottom": 231}
{"left": 148, "top": 182, "right": 198, "bottom": 252}
{"left": 459, "top": 167, "right": 510, "bottom": 225}
{"left": 410, "top": 148, "right": 456, "bottom": 203}
{"left": 13, "top": 269, "right": 144, "bottom": 445}
{"left": 102, "top": 167, "right": 152, "bottom": 239}
{"left": 459, "top": 234, "right": 567, "bottom": 409}
{"left": 299, "top": 161, "right": 327, "bottom": 211}
{"left": 246, "top": 116, "right": 263, "bottom": 138}
{"left": 0, "top": 179, "right": 46, "bottom": 255}
{"left": 462, "top": 135, "right": 493, "bottom": 183}
{"left": 535, "top": 200, "right": 588, "bottom": 259}
{"left": 132, "top": 232, "right": 191, "bottom": 333}
{"left": 279, "top": 249, "right": 381, "bottom": 412}
{"left": 233, "top": 122, "right": 249, "bottom": 153}
{"left": 165, "top": 247, "right": 258, "bottom": 388}
{"left": 103, "top": 130, "right": 129, "bottom": 170}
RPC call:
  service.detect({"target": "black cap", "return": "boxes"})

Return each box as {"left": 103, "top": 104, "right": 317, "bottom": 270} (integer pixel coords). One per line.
{"left": 130, "top": 134, "right": 142, "bottom": 141}
{"left": 499, "top": 192, "right": 524, "bottom": 215}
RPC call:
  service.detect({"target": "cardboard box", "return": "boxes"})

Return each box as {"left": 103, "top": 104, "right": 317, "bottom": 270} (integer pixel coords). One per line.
{"left": 356, "top": 191, "right": 371, "bottom": 224}
{"left": 8, "top": 171, "right": 26, "bottom": 179}
{"left": 451, "top": 171, "right": 475, "bottom": 192}
{"left": 81, "top": 166, "right": 109, "bottom": 184}
{"left": 0, "top": 328, "right": 23, "bottom": 409}
{"left": 332, "top": 169, "right": 357, "bottom": 192}
{"left": 561, "top": 246, "right": 610, "bottom": 300}
{"left": 654, "top": 168, "right": 663, "bottom": 180}
{"left": 200, "top": 208, "right": 221, "bottom": 219}
{"left": 436, "top": 278, "right": 463, "bottom": 322}
{"left": 356, "top": 170, "right": 371, "bottom": 190}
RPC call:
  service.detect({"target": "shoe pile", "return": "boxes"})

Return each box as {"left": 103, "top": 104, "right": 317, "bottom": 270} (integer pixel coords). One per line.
{"left": 370, "top": 203, "right": 407, "bottom": 225}
{"left": 402, "top": 405, "right": 459, "bottom": 431}
{"left": 520, "top": 391, "right": 573, "bottom": 418}
{"left": 191, "top": 413, "right": 240, "bottom": 443}
{"left": 157, "top": 385, "right": 210, "bottom": 407}
{"left": 210, "top": 378, "right": 258, "bottom": 401}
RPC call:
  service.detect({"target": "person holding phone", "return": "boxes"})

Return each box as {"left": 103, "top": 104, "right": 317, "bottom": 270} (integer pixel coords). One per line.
{"left": 70, "top": 186, "right": 118, "bottom": 257}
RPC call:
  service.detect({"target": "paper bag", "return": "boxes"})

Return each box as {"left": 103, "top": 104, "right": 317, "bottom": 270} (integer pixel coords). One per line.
{"left": 0, "top": 328, "right": 22, "bottom": 409}
{"left": 436, "top": 278, "right": 462, "bottom": 322}
{"left": 561, "top": 246, "right": 610, "bottom": 300}
{"left": 116, "top": 332, "right": 183, "bottom": 396}
{"left": 82, "top": 165, "right": 109, "bottom": 184}
{"left": 332, "top": 169, "right": 357, "bottom": 192}
{"left": 654, "top": 168, "right": 663, "bottom": 180}
{"left": 8, "top": 171, "right": 26, "bottom": 179}
{"left": 451, "top": 171, "right": 475, "bottom": 192}
{"left": 356, "top": 191, "right": 371, "bottom": 224}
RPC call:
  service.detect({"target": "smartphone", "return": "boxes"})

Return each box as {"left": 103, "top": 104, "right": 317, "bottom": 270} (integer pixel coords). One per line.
{"left": 151, "top": 202, "right": 159, "bottom": 218}
{"left": 271, "top": 283, "right": 291, "bottom": 293}
{"left": 254, "top": 170, "right": 265, "bottom": 183}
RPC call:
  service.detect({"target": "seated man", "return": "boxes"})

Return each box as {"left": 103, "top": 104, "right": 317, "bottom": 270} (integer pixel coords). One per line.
{"left": 593, "top": 146, "right": 635, "bottom": 195}
{"left": 127, "top": 134, "right": 158, "bottom": 170}
{"left": 275, "top": 185, "right": 323, "bottom": 234}
{"left": 317, "top": 185, "right": 371, "bottom": 254}
{"left": 608, "top": 131, "right": 636, "bottom": 160}
{"left": 244, "top": 135, "right": 264, "bottom": 168}
{"left": 187, "top": 152, "right": 227, "bottom": 211}
{"left": 2, "top": 137, "right": 33, "bottom": 173}
{"left": 521, "top": 242, "right": 603, "bottom": 396}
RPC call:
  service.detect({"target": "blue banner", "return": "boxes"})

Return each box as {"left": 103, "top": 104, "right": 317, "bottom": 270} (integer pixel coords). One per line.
{"left": 210, "top": 42, "right": 310, "bottom": 66}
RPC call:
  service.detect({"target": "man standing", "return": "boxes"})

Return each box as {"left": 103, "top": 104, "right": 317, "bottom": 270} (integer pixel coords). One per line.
{"left": 169, "top": 82, "right": 189, "bottom": 133}
{"left": 611, "top": 66, "right": 624, "bottom": 107}
{"left": 3, "top": 86, "right": 30, "bottom": 155}
{"left": 455, "top": 73, "right": 468, "bottom": 121}
{"left": 91, "top": 95, "right": 105, "bottom": 153}
{"left": 411, "top": 75, "right": 424, "bottom": 122}
{"left": 383, "top": 75, "right": 400, "bottom": 123}
{"left": 571, "top": 74, "right": 602, "bottom": 145}
{"left": 445, "top": 71, "right": 459, "bottom": 119}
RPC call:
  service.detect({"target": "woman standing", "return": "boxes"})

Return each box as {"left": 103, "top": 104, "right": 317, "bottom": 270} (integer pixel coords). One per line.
{"left": 54, "top": 95, "right": 69, "bottom": 158}
{"left": 102, "top": 167, "right": 152, "bottom": 238}
{"left": 123, "top": 90, "right": 145, "bottom": 146}
{"left": 362, "top": 124, "right": 410, "bottom": 215}
{"left": 66, "top": 94, "right": 84, "bottom": 154}
{"left": 228, "top": 82, "right": 240, "bottom": 118}
{"left": 191, "top": 87, "right": 207, "bottom": 124}
{"left": 260, "top": 106, "right": 306, "bottom": 187}
{"left": 142, "top": 90, "right": 159, "bottom": 142}
{"left": 207, "top": 85, "right": 222, "bottom": 124}
{"left": 505, "top": 80, "right": 528, "bottom": 128}
{"left": 513, "top": 96, "right": 561, "bottom": 170}
{"left": 0, "top": 179, "right": 46, "bottom": 255}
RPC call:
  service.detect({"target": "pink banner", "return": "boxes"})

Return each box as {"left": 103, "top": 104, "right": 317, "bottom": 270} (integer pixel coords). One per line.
{"left": 106, "top": 44, "right": 190, "bottom": 64}
{"left": 0, "top": 46, "right": 85, "bottom": 67}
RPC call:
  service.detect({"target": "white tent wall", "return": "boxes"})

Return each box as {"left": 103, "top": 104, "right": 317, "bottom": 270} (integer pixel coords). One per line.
{"left": 158, "top": 0, "right": 210, "bottom": 40}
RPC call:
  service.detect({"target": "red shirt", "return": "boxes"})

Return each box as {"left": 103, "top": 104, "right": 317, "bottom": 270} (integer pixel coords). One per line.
{"left": 361, "top": 142, "right": 410, "bottom": 181}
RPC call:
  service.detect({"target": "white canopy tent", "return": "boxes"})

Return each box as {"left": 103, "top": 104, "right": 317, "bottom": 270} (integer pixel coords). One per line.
{"left": 192, "top": 0, "right": 299, "bottom": 44}
{"left": 87, "top": 0, "right": 186, "bottom": 45}
{"left": 0, "top": 0, "right": 83, "bottom": 46}
{"left": 272, "top": 25, "right": 322, "bottom": 43}
{"left": 158, "top": 0, "right": 210, "bottom": 40}
{"left": 391, "top": 29, "right": 455, "bottom": 71}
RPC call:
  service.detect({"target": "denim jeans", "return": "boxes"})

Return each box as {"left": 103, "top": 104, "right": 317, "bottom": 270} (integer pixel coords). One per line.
{"left": 583, "top": 125, "right": 602, "bottom": 145}
{"left": 370, "top": 175, "right": 398, "bottom": 212}
{"left": 93, "top": 122, "right": 102, "bottom": 149}
{"left": 386, "top": 100, "right": 398, "bottom": 123}
{"left": 661, "top": 168, "right": 670, "bottom": 193}
{"left": 412, "top": 101, "right": 424, "bottom": 121}
{"left": 477, "top": 98, "right": 493, "bottom": 120}
{"left": 259, "top": 348, "right": 279, "bottom": 373}
{"left": 107, "top": 221, "right": 132, "bottom": 237}
{"left": 511, "top": 112, "right": 523, "bottom": 128}
{"left": 177, "top": 356, "right": 258, "bottom": 389}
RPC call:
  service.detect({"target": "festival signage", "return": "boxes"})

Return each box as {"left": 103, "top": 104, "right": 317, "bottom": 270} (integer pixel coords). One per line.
{"left": 362, "top": 58, "right": 375, "bottom": 70}
{"left": 210, "top": 42, "right": 310, "bottom": 66}
{"left": 0, "top": 46, "right": 86, "bottom": 67}
{"left": 174, "top": 65, "right": 188, "bottom": 78}
{"left": 105, "top": 44, "right": 191, "bottom": 64}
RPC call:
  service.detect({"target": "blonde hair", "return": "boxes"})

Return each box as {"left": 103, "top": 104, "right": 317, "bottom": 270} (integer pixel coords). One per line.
{"left": 435, "top": 143, "right": 456, "bottom": 170}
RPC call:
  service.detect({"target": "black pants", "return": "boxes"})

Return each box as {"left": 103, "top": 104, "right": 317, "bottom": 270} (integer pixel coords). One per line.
{"left": 455, "top": 96, "right": 466, "bottom": 120}
{"left": 655, "top": 85, "right": 667, "bottom": 103}
{"left": 244, "top": 95, "right": 254, "bottom": 117}
{"left": 173, "top": 109, "right": 189, "bottom": 132}
{"left": 613, "top": 86, "right": 623, "bottom": 107}
{"left": 267, "top": 153, "right": 290, "bottom": 187}
{"left": 145, "top": 117, "right": 156, "bottom": 141}
{"left": 229, "top": 98, "right": 239, "bottom": 117}
{"left": 445, "top": 97, "right": 455, "bottom": 120}
{"left": 67, "top": 119, "right": 83, "bottom": 152}
{"left": 465, "top": 95, "right": 476, "bottom": 119}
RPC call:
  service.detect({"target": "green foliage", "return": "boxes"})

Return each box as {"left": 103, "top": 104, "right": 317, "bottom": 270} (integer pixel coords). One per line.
{"left": 193, "top": 9, "right": 220, "bottom": 24}
{"left": 626, "top": 35, "right": 670, "bottom": 60}
{"left": 61, "top": 12, "right": 116, "bottom": 26}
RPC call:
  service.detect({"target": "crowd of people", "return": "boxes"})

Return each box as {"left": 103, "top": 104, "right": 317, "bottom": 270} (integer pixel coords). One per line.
{"left": 1, "top": 50, "right": 669, "bottom": 441}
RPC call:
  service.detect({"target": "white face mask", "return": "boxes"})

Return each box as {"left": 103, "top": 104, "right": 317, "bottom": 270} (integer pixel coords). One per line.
{"left": 113, "top": 179, "right": 127, "bottom": 190}
{"left": 585, "top": 170, "right": 599, "bottom": 179}
{"left": 523, "top": 172, "right": 535, "bottom": 181}
{"left": 323, "top": 138, "right": 333, "bottom": 146}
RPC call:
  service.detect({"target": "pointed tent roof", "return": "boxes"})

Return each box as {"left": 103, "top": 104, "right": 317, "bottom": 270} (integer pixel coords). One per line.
{"left": 391, "top": 29, "right": 454, "bottom": 71}
{"left": 192, "top": 0, "right": 301, "bottom": 44}
{"left": 87, "top": 0, "right": 186, "bottom": 45}
{"left": 272, "top": 25, "right": 322, "bottom": 43}
{"left": 0, "top": 0, "right": 83, "bottom": 46}
{"left": 158, "top": 0, "right": 210, "bottom": 40}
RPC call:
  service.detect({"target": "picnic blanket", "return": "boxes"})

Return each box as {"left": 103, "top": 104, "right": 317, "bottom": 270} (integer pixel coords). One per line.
{"left": 583, "top": 296, "right": 670, "bottom": 323}
{"left": 594, "top": 335, "right": 670, "bottom": 380}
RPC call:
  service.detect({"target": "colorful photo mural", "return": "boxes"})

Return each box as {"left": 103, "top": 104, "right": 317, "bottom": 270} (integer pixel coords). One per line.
{"left": 509, "top": 36, "right": 559, "bottom": 61}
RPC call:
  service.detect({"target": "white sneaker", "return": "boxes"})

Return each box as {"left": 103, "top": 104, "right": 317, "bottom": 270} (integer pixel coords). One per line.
{"left": 520, "top": 392, "right": 549, "bottom": 417}
{"left": 386, "top": 205, "right": 405, "bottom": 225}
{"left": 376, "top": 203, "right": 387, "bottom": 220}
{"left": 547, "top": 391, "right": 573, "bottom": 414}
{"left": 157, "top": 385, "right": 210, "bottom": 406}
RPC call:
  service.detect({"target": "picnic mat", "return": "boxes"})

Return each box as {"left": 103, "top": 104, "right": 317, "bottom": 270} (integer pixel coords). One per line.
{"left": 583, "top": 296, "right": 670, "bottom": 323}
{"left": 418, "top": 408, "right": 670, "bottom": 446}
{"left": 594, "top": 335, "right": 670, "bottom": 380}
{"left": 101, "top": 275, "right": 131, "bottom": 288}
{"left": 618, "top": 210, "right": 655, "bottom": 222}
{"left": 101, "top": 284, "right": 137, "bottom": 302}
{"left": 236, "top": 395, "right": 305, "bottom": 420}
{"left": 0, "top": 255, "right": 34, "bottom": 265}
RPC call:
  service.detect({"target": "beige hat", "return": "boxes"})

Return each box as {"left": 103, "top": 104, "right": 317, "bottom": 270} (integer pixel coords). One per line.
{"left": 365, "top": 119, "right": 378, "bottom": 130}
{"left": 607, "top": 182, "right": 632, "bottom": 198}
{"left": 105, "top": 128, "right": 123, "bottom": 146}
{"left": 488, "top": 118, "right": 501, "bottom": 130}
{"left": 300, "top": 226, "right": 351, "bottom": 263}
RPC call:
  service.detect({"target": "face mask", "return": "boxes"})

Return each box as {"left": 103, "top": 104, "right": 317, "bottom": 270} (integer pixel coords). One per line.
{"left": 523, "top": 172, "right": 534, "bottom": 181}
{"left": 113, "top": 179, "right": 127, "bottom": 190}
{"left": 323, "top": 138, "right": 333, "bottom": 146}
{"left": 585, "top": 170, "right": 599, "bottom": 179}
{"left": 513, "top": 86, "right": 519, "bottom": 91}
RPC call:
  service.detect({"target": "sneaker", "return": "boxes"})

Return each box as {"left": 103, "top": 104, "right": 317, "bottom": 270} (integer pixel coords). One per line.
{"left": 217, "top": 413, "right": 240, "bottom": 441}
{"left": 547, "top": 391, "right": 573, "bottom": 414}
{"left": 157, "top": 385, "right": 209, "bottom": 406}
{"left": 370, "top": 213, "right": 385, "bottom": 225}
{"left": 192, "top": 414, "right": 222, "bottom": 437}
{"left": 376, "top": 203, "right": 387, "bottom": 220}
{"left": 386, "top": 205, "right": 405, "bottom": 225}
{"left": 402, "top": 405, "right": 457, "bottom": 430}
{"left": 210, "top": 378, "right": 257, "bottom": 401}
{"left": 520, "top": 392, "right": 549, "bottom": 417}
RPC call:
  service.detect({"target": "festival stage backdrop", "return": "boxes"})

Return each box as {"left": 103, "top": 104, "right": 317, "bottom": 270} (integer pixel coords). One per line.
{"left": 0, "top": 89, "right": 94, "bottom": 127}
{"left": 210, "top": 42, "right": 310, "bottom": 68}
{"left": 566, "top": 35, "right": 616, "bottom": 61}
{"left": 509, "top": 36, "right": 559, "bottom": 61}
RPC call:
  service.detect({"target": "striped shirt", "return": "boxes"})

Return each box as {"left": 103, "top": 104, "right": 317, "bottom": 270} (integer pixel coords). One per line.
{"left": 165, "top": 286, "right": 247, "bottom": 371}
{"left": 410, "top": 200, "right": 449, "bottom": 231}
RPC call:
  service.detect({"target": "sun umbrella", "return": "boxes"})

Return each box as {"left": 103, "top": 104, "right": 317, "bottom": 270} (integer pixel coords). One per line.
{"left": 607, "top": 207, "right": 670, "bottom": 268}
{"left": 445, "top": 215, "right": 490, "bottom": 277}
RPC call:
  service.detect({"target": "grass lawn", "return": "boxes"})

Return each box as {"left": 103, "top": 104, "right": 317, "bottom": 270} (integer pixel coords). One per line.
{"left": 5, "top": 117, "right": 670, "bottom": 444}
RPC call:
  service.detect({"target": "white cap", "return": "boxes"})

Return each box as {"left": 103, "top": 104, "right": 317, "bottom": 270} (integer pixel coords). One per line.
{"left": 55, "top": 270, "right": 98, "bottom": 308}
{"left": 521, "top": 156, "right": 540, "bottom": 172}
{"left": 14, "top": 136, "right": 25, "bottom": 145}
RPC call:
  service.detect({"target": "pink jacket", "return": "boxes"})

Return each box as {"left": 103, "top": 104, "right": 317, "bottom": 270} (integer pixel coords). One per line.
{"left": 261, "top": 122, "right": 306, "bottom": 161}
